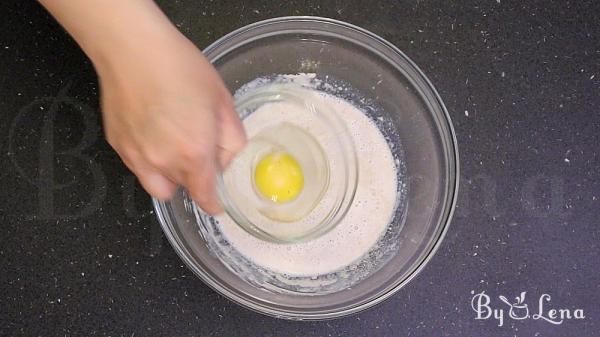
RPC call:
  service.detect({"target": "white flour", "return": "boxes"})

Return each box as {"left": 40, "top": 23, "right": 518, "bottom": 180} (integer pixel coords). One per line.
{"left": 215, "top": 76, "right": 398, "bottom": 277}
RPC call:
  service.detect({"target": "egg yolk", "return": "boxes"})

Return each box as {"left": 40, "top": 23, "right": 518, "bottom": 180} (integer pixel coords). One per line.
{"left": 254, "top": 152, "right": 304, "bottom": 203}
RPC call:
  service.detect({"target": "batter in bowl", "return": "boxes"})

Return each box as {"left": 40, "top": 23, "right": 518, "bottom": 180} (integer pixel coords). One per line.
{"left": 214, "top": 75, "right": 398, "bottom": 277}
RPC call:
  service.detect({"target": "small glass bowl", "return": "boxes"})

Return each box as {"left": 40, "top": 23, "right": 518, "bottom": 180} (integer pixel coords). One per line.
{"left": 216, "top": 83, "right": 359, "bottom": 243}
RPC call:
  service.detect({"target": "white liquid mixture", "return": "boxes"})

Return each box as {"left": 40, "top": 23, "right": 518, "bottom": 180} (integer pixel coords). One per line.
{"left": 216, "top": 80, "right": 398, "bottom": 277}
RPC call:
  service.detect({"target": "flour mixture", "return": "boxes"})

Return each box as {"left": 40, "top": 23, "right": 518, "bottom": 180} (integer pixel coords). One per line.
{"left": 214, "top": 74, "right": 398, "bottom": 277}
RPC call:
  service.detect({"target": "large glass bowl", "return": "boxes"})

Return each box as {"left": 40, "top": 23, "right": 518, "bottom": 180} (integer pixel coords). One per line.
{"left": 153, "top": 16, "right": 459, "bottom": 319}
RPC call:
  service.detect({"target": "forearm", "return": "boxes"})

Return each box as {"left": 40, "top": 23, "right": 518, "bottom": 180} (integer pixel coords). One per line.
{"left": 38, "top": 0, "right": 182, "bottom": 68}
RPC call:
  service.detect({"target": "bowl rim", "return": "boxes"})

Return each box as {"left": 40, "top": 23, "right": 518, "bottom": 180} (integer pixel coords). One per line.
{"left": 153, "top": 15, "right": 460, "bottom": 320}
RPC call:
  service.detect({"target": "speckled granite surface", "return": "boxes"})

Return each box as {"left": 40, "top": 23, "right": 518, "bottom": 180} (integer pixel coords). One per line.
{"left": 0, "top": 0, "right": 599, "bottom": 336}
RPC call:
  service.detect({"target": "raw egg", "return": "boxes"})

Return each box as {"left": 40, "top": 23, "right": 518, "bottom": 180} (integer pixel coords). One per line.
{"left": 254, "top": 152, "right": 304, "bottom": 203}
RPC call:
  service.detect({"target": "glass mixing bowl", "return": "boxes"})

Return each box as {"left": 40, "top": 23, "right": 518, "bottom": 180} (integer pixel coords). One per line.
{"left": 153, "top": 16, "right": 459, "bottom": 319}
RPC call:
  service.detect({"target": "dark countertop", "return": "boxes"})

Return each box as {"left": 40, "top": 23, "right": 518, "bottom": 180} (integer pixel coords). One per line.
{"left": 1, "top": 0, "right": 599, "bottom": 336}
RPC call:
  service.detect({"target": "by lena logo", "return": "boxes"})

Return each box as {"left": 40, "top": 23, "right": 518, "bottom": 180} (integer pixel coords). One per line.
{"left": 471, "top": 290, "right": 585, "bottom": 327}
{"left": 499, "top": 291, "right": 529, "bottom": 320}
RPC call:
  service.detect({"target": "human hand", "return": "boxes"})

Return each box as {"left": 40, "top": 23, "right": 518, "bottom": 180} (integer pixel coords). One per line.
{"left": 38, "top": 0, "right": 246, "bottom": 214}
{"left": 97, "top": 33, "right": 246, "bottom": 214}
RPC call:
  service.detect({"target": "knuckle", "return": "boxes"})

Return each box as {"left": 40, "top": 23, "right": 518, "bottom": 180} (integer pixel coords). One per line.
{"left": 144, "top": 150, "right": 169, "bottom": 169}
{"left": 180, "top": 144, "right": 207, "bottom": 162}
